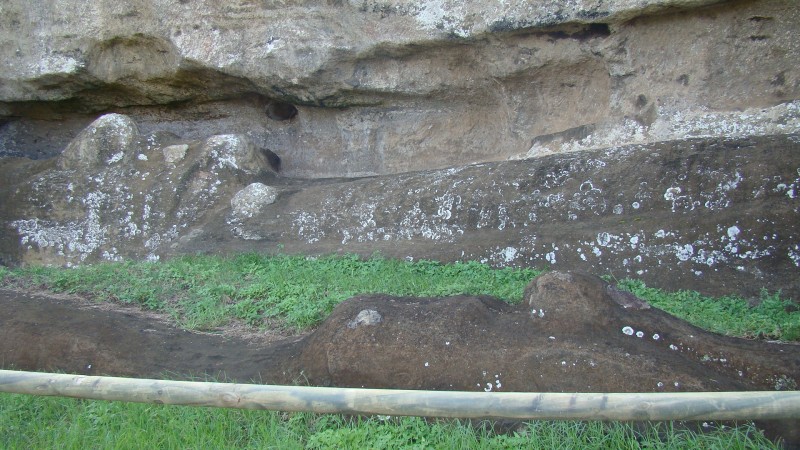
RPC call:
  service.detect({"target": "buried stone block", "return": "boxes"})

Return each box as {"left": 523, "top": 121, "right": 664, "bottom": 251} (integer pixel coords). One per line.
{"left": 58, "top": 114, "right": 141, "bottom": 170}
{"left": 295, "top": 272, "right": 799, "bottom": 394}
{"left": 231, "top": 183, "right": 279, "bottom": 219}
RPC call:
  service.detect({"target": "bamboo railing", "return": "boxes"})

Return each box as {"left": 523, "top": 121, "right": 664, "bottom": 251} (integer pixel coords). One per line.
{"left": 0, "top": 370, "right": 798, "bottom": 420}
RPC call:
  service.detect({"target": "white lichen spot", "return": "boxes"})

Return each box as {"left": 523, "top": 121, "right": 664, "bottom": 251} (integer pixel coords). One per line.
{"left": 789, "top": 244, "right": 800, "bottom": 267}
{"left": 675, "top": 244, "right": 694, "bottom": 262}
{"left": 137, "top": 153, "right": 148, "bottom": 161}
{"left": 653, "top": 334, "right": 660, "bottom": 340}
{"left": 664, "top": 186, "right": 682, "bottom": 201}
{"left": 501, "top": 246, "right": 518, "bottom": 263}
{"left": 635, "top": 331, "right": 644, "bottom": 338}
{"left": 669, "top": 344, "right": 679, "bottom": 351}
{"left": 106, "top": 152, "right": 124, "bottom": 165}
{"left": 622, "top": 326, "right": 634, "bottom": 336}
{"left": 727, "top": 225, "right": 740, "bottom": 240}
{"left": 292, "top": 211, "right": 325, "bottom": 244}
{"left": 632, "top": 202, "right": 640, "bottom": 209}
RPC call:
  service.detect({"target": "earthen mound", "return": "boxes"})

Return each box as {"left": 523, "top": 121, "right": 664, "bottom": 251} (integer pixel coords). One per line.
{"left": 297, "top": 272, "right": 799, "bottom": 394}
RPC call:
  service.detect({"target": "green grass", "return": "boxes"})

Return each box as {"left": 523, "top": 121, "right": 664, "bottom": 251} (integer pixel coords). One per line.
{"left": 0, "top": 393, "right": 779, "bottom": 449}
{"left": 1, "top": 254, "right": 797, "bottom": 448}
{"left": 1, "top": 253, "right": 797, "bottom": 341}
{"left": 0, "top": 253, "right": 539, "bottom": 331}
{"left": 615, "top": 279, "right": 800, "bottom": 341}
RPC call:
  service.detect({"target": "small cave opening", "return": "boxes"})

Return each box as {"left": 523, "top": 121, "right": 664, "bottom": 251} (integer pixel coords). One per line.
{"left": 266, "top": 101, "right": 298, "bottom": 121}
{"left": 262, "top": 148, "right": 281, "bottom": 172}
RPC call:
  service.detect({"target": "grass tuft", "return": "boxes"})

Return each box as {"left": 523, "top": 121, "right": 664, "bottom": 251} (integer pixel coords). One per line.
{"left": 616, "top": 279, "right": 800, "bottom": 341}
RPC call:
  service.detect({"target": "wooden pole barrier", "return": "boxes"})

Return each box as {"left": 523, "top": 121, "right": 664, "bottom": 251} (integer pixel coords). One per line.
{"left": 0, "top": 370, "right": 798, "bottom": 421}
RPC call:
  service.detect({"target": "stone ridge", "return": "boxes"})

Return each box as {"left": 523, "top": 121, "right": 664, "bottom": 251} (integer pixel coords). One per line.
{"left": 2, "top": 121, "right": 798, "bottom": 300}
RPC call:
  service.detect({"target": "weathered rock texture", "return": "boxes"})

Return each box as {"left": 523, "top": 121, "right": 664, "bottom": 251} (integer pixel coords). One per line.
{"left": 1, "top": 0, "right": 800, "bottom": 301}
{"left": 2, "top": 120, "right": 799, "bottom": 300}
{"left": 1, "top": 0, "right": 799, "bottom": 177}
{"left": 0, "top": 113, "right": 280, "bottom": 265}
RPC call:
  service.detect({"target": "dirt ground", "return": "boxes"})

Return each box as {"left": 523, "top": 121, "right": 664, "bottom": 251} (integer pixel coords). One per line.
{"left": 0, "top": 288, "right": 306, "bottom": 383}
{"left": 1, "top": 272, "right": 798, "bottom": 447}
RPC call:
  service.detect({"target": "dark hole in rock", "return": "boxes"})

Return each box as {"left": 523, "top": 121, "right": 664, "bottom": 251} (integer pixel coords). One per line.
{"left": 635, "top": 94, "right": 648, "bottom": 108}
{"left": 262, "top": 148, "right": 281, "bottom": 172}
{"left": 266, "top": 101, "right": 298, "bottom": 121}
{"left": 771, "top": 72, "right": 786, "bottom": 86}
{"left": 585, "top": 23, "right": 611, "bottom": 38}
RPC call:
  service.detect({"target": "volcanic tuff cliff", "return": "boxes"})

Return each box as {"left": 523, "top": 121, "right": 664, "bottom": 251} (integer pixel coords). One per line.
{"left": 2, "top": 0, "right": 798, "bottom": 176}
{"left": 1, "top": 0, "right": 799, "bottom": 299}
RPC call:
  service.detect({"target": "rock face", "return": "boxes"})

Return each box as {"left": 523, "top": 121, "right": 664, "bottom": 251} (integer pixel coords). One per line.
{"left": 0, "top": 114, "right": 279, "bottom": 265}
{"left": 1, "top": 0, "right": 799, "bottom": 300}
{"left": 2, "top": 122, "right": 799, "bottom": 300}
{"left": 215, "top": 133, "right": 800, "bottom": 301}
{"left": 1, "top": 0, "right": 799, "bottom": 177}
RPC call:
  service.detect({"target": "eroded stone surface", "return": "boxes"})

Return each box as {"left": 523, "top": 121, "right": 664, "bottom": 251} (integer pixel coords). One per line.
{"left": 0, "top": 0, "right": 798, "bottom": 177}
{"left": 58, "top": 114, "right": 141, "bottom": 170}
{"left": 2, "top": 133, "right": 798, "bottom": 300}
{"left": 219, "top": 133, "right": 799, "bottom": 300}
{"left": 231, "top": 183, "right": 279, "bottom": 220}
{"left": 1, "top": 115, "right": 278, "bottom": 265}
